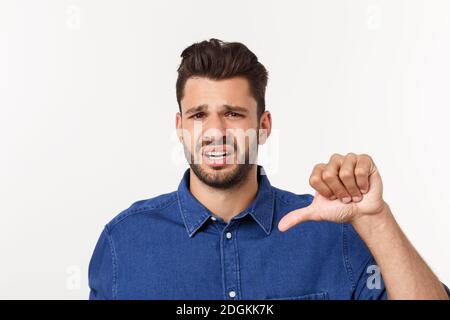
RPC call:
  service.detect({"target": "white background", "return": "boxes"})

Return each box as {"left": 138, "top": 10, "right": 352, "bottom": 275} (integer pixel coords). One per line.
{"left": 1, "top": 0, "right": 449, "bottom": 299}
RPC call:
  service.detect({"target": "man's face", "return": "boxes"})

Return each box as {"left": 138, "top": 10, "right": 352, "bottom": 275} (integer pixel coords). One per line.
{"left": 176, "top": 76, "right": 271, "bottom": 189}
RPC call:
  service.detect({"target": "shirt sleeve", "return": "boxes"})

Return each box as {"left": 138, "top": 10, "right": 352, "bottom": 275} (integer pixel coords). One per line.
{"left": 88, "top": 226, "right": 116, "bottom": 300}
{"left": 343, "top": 223, "right": 388, "bottom": 300}
{"left": 344, "top": 223, "right": 450, "bottom": 300}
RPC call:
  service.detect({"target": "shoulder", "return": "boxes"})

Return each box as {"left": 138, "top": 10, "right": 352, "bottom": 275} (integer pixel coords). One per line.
{"left": 105, "top": 191, "right": 178, "bottom": 233}
{"left": 272, "top": 186, "right": 314, "bottom": 209}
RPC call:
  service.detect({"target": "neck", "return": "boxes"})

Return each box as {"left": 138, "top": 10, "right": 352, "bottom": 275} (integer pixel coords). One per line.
{"left": 189, "top": 165, "right": 259, "bottom": 223}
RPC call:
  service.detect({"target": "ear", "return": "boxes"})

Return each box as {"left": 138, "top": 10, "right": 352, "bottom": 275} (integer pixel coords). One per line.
{"left": 175, "top": 112, "right": 183, "bottom": 143}
{"left": 258, "top": 110, "right": 272, "bottom": 145}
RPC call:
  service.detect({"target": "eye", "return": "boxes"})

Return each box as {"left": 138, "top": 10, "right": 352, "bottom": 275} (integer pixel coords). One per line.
{"left": 190, "top": 112, "right": 205, "bottom": 120}
{"left": 226, "top": 111, "right": 242, "bottom": 118}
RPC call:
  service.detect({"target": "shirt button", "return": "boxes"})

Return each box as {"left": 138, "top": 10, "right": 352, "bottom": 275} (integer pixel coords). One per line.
{"left": 211, "top": 216, "right": 217, "bottom": 221}
{"left": 229, "top": 290, "right": 236, "bottom": 298}
{"left": 226, "top": 232, "right": 232, "bottom": 239}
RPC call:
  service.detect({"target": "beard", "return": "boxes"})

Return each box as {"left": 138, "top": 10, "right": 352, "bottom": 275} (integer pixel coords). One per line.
{"left": 189, "top": 160, "right": 254, "bottom": 189}
{"left": 183, "top": 136, "right": 258, "bottom": 189}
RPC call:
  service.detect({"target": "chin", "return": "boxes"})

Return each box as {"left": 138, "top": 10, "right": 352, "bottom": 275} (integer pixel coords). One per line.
{"left": 190, "top": 162, "right": 253, "bottom": 189}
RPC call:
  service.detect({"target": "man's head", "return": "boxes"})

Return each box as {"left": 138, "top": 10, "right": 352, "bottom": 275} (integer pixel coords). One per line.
{"left": 175, "top": 38, "right": 272, "bottom": 189}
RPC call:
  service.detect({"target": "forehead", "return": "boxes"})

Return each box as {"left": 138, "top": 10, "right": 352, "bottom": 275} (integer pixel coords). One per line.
{"left": 180, "top": 76, "right": 257, "bottom": 111}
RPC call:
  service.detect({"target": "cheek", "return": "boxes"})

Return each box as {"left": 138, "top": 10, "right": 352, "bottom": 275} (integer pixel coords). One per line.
{"left": 192, "top": 132, "right": 204, "bottom": 152}
{"left": 230, "top": 118, "right": 256, "bottom": 130}
{"left": 245, "top": 135, "right": 259, "bottom": 153}
{"left": 180, "top": 129, "right": 194, "bottom": 152}
{"left": 233, "top": 132, "right": 257, "bottom": 153}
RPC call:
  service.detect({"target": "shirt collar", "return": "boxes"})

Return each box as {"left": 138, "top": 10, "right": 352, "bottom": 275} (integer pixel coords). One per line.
{"left": 177, "top": 165, "right": 275, "bottom": 238}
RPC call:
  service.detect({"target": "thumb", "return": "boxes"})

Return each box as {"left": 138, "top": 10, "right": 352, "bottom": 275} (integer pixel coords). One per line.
{"left": 278, "top": 203, "right": 320, "bottom": 232}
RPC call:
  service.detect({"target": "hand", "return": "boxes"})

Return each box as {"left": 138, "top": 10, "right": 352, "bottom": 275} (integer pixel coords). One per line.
{"left": 278, "top": 153, "right": 388, "bottom": 232}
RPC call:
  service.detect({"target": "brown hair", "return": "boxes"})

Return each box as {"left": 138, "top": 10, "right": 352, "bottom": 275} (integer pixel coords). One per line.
{"left": 176, "top": 38, "right": 269, "bottom": 117}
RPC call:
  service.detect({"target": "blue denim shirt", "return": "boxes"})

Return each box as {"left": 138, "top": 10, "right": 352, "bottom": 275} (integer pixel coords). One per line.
{"left": 89, "top": 166, "right": 392, "bottom": 300}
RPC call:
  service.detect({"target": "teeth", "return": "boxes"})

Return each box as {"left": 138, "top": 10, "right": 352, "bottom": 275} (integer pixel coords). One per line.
{"left": 205, "top": 151, "right": 228, "bottom": 158}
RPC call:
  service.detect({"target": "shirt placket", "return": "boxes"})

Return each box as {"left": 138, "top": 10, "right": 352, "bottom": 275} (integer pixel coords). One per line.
{"left": 220, "top": 221, "right": 241, "bottom": 300}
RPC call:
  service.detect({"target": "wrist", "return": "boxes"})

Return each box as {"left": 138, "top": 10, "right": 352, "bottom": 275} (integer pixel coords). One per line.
{"left": 351, "top": 201, "right": 395, "bottom": 242}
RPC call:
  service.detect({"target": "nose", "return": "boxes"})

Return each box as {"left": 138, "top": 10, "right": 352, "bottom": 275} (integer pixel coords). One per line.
{"left": 202, "top": 113, "right": 227, "bottom": 144}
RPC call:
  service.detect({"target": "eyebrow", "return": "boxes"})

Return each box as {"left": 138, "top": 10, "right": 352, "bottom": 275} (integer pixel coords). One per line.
{"left": 185, "top": 104, "right": 208, "bottom": 115}
{"left": 184, "top": 104, "right": 249, "bottom": 115}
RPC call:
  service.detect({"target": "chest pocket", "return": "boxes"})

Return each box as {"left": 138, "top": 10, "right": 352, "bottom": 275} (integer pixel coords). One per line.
{"left": 267, "top": 292, "right": 329, "bottom": 300}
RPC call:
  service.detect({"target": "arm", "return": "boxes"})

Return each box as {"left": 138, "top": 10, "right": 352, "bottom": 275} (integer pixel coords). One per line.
{"left": 352, "top": 201, "right": 448, "bottom": 299}
{"left": 278, "top": 152, "right": 449, "bottom": 300}
{"left": 88, "top": 226, "right": 116, "bottom": 300}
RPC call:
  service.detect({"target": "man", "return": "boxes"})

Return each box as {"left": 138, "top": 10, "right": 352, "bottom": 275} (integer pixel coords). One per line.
{"left": 88, "top": 38, "right": 449, "bottom": 300}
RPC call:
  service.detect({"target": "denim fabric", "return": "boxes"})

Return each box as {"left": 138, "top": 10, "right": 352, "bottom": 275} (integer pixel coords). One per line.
{"left": 89, "top": 166, "right": 393, "bottom": 300}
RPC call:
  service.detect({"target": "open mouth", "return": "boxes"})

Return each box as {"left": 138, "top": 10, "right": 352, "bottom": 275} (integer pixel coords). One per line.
{"left": 201, "top": 146, "right": 235, "bottom": 166}
{"left": 204, "top": 151, "right": 231, "bottom": 159}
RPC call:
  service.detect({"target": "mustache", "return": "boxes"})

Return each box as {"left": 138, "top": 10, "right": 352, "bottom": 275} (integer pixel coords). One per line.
{"left": 195, "top": 136, "right": 237, "bottom": 153}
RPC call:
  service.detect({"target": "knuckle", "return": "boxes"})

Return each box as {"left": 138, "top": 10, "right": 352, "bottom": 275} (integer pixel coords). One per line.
{"left": 322, "top": 170, "right": 335, "bottom": 181}
{"left": 360, "top": 153, "right": 373, "bottom": 162}
{"left": 339, "top": 169, "right": 353, "bottom": 180}
{"left": 330, "top": 153, "right": 342, "bottom": 161}
{"left": 309, "top": 174, "right": 322, "bottom": 186}
{"left": 313, "top": 163, "right": 325, "bottom": 172}
{"left": 354, "top": 168, "right": 367, "bottom": 177}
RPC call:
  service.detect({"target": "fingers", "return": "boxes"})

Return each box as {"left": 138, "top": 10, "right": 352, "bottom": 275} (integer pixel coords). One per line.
{"left": 354, "top": 154, "right": 373, "bottom": 194}
{"left": 339, "top": 153, "right": 362, "bottom": 202}
{"left": 309, "top": 153, "right": 374, "bottom": 203}
{"left": 309, "top": 164, "right": 336, "bottom": 200}
{"left": 322, "top": 154, "right": 352, "bottom": 203}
